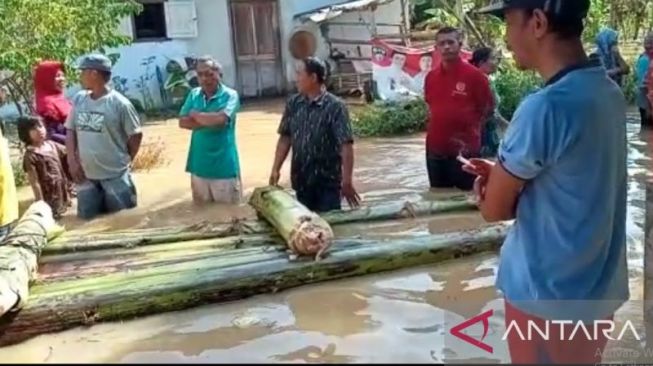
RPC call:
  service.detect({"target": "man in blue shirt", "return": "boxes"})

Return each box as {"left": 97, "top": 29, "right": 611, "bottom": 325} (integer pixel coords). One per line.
{"left": 178, "top": 56, "right": 242, "bottom": 204}
{"left": 466, "top": 0, "right": 629, "bottom": 363}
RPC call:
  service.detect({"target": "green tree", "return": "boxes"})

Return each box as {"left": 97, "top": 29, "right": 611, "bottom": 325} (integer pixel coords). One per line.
{"left": 0, "top": 0, "right": 142, "bottom": 115}
{"left": 412, "top": 0, "right": 653, "bottom": 47}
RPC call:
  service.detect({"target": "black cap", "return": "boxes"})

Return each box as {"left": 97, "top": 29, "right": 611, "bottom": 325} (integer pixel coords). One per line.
{"left": 476, "top": 0, "right": 590, "bottom": 20}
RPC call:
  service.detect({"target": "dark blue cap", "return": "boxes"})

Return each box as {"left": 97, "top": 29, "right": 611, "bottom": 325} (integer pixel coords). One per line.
{"left": 78, "top": 54, "right": 113, "bottom": 72}
{"left": 476, "top": 0, "right": 590, "bottom": 20}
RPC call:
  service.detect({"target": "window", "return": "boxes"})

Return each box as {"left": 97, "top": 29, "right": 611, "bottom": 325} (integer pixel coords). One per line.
{"left": 134, "top": 0, "right": 168, "bottom": 41}
{"left": 116, "top": 0, "right": 198, "bottom": 41}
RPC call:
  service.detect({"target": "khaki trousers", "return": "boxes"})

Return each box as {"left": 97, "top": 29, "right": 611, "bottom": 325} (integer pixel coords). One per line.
{"left": 191, "top": 175, "right": 242, "bottom": 204}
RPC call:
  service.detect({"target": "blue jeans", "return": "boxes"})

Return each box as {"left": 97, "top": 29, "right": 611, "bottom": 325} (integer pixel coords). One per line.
{"left": 76, "top": 171, "right": 138, "bottom": 220}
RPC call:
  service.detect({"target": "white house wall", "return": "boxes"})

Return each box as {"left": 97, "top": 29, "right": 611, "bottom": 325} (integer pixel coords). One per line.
{"left": 108, "top": 40, "right": 188, "bottom": 109}
{"left": 321, "top": 1, "right": 406, "bottom": 60}
{"left": 107, "top": 0, "right": 236, "bottom": 109}
{"left": 112, "top": 0, "right": 404, "bottom": 101}
{"left": 0, "top": 0, "right": 405, "bottom": 119}
{"left": 185, "top": 0, "right": 236, "bottom": 87}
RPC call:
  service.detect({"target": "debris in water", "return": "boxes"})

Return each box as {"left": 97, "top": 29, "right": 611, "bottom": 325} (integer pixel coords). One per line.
{"left": 43, "top": 346, "right": 53, "bottom": 362}
{"left": 231, "top": 313, "right": 275, "bottom": 329}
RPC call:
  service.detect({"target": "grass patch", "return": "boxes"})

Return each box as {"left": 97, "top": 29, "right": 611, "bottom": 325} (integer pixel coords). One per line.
{"left": 132, "top": 138, "right": 170, "bottom": 173}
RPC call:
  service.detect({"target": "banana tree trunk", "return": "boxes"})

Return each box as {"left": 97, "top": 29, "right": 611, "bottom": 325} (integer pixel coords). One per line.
{"left": 0, "top": 223, "right": 508, "bottom": 347}
{"left": 249, "top": 186, "right": 334, "bottom": 259}
{"left": 46, "top": 194, "right": 477, "bottom": 255}
{"left": 38, "top": 234, "right": 282, "bottom": 283}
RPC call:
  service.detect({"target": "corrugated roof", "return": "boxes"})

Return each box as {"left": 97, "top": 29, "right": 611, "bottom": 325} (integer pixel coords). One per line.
{"left": 294, "top": 0, "right": 396, "bottom": 23}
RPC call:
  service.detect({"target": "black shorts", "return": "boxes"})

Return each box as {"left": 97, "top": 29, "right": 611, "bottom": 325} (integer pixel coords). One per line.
{"left": 295, "top": 185, "right": 342, "bottom": 213}
{"left": 640, "top": 108, "right": 653, "bottom": 129}
{"left": 426, "top": 153, "right": 477, "bottom": 191}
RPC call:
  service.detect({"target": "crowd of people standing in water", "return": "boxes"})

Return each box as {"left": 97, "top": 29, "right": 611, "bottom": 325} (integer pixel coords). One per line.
{"left": 0, "top": 14, "right": 649, "bottom": 225}
{"left": 0, "top": 1, "right": 652, "bottom": 362}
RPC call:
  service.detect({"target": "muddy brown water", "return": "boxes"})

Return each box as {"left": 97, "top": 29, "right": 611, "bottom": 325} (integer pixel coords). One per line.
{"left": 0, "top": 105, "right": 648, "bottom": 363}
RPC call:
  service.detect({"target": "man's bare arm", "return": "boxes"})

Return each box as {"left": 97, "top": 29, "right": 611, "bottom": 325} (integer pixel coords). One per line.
{"left": 341, "top": 143, "right": 354, "bottom": 184}
{"left": 65, "top": 129, "right": 87, "bottom": 183}
{"left": 65, "top": 130, "right": 78, "bottom": 165}
{"left": 272, "top": 136, "right": 291, "bottom": 173}
{"left": 179, "top": 116, "right": 202, "bottom": 130}
{"left": 191, "top": 112, "right": 229, "bottom": 127}
{"left": 127, "top": 133, "right": 143, "bottom": 162}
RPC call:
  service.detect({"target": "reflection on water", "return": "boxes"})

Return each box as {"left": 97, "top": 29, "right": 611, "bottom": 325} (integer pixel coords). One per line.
{"left": 0, "top": 116, "right": 647, "bottom": 364}
{"left": 0, "top": 255, "right": 505, "bottom": 364}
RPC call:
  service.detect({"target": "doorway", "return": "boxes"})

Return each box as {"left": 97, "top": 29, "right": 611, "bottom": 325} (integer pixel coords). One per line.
{"left": 229, "top": 0, "right": 284, "bottom": 98}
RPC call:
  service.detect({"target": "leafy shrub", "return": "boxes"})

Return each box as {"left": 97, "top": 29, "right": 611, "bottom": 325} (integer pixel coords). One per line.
{"left": 622, "top": 74, "right": 637, "bottom": 106}
{"left": 494, "top": 64, "right": 543, "bottom": 120}
{"left": 352, "top": 99, "right": 428, "bottom": 137}
{"left": 495, "top": 56, "right": 641, "bottom": 116}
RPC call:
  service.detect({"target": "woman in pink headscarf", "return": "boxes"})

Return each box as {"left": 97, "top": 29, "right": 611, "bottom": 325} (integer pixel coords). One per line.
{"left": 33, "top": 61, "right": 71, "bottom": 144}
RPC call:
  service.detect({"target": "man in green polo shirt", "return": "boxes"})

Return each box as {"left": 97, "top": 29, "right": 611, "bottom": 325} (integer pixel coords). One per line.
{"left": 178, "top": 56, "right": 242, "bottom": 204}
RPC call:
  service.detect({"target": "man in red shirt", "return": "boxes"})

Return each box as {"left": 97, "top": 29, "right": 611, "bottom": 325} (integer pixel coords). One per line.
{"left": 424, "top": 27, "right": 494, "bottom": 191}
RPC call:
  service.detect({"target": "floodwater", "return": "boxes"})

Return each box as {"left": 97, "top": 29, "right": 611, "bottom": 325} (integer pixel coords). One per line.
{"left": 1, "top": 105, "right": 648, "bottom": 363}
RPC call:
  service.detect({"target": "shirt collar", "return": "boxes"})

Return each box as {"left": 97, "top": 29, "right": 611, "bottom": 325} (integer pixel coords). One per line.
{"left": 202, "top": 84, "right": 223, "bottom": 101}
{"left": 545, "top": 58, "right": 601, "bottom": 87}
{"left": 303, "top": 87, "right": 328, "bottom": 106}
{"left": 438, "top": 57, "right": 464, "bottom": 75}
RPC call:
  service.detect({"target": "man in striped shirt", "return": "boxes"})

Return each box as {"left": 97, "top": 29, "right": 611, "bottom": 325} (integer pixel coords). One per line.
{"left": 269, "top": 57, "right": 360, "bottom": 212}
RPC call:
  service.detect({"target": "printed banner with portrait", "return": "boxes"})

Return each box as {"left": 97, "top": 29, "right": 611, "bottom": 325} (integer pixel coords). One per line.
{"left": 370, "top": 38, "right": 472, "bottom": 101}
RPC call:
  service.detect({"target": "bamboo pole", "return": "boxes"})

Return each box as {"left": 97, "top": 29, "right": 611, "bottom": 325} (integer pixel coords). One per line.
{"left": 0, "top": 223, "right": 509, "bottom": 346}
{"left": 45, "top": 195, "right": 477, "bottom": 255}
{"left": 0, "top": 201, "right": 60, "bottom": 317}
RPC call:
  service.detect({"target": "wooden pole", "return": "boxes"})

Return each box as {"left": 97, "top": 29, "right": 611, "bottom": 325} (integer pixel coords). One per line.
{"left": 645, "top": 165, "right": 653, "bottom": 349}
{"left": 455, "top": 0, "right": 464, "bottom": 25}
{"left": 399, "top": 0, "right": 409, "bottom": 46}
{"left": 370, "top": 8, "right": 378, "bottom": 36}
